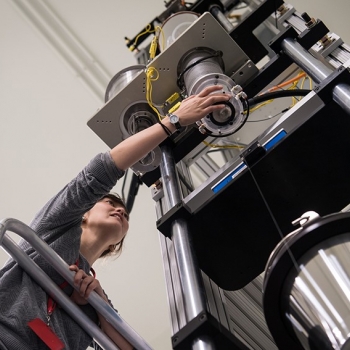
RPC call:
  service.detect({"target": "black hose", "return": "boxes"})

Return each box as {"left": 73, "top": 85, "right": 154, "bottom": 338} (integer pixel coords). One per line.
{"left": 248, "top": 89, "right": 311, "bottom": 107}
{"left": 126, "top": 173, "right": 142, "bottom": 213}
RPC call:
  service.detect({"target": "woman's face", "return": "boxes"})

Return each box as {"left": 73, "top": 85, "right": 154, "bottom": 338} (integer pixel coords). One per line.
{"left": 84, "top": 197, "right": 129, "bottom": 244}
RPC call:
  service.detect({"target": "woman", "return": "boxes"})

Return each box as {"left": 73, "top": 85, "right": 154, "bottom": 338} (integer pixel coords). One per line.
{"left": 0, "top": 85, "right": 230, "bottom": 350}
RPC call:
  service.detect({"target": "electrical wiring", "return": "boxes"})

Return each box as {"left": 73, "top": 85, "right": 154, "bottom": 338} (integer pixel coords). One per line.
{"left": 246, "top": 108, "right": 290, "bottom": 123}
{"left": 247, "top": 72, "right": 309, "bottom": 112}
{"left": 202, "top": 89, "right": 307, "bottom": 146}
{"left": 288, "top": 80, "right": 302, "bottom": 106}
{"left": 202, "top": 140, "right": 244, "bottom": 149}
{"left": 300, "top": 75, "right": 313, "bottom": 90}
{"left": 248, "top": 99, "right": 274, "bottom": 113}
{"left": 262, "top": 71, "right": 307, "bottom": 93}
{"left": 145, "top": 67, "right": 162, "bottom": 121}
{"left": 248, "top": 89, "right": 311, "bottom": 107}
{"left": 150, "top": 26, "right": 165, "bottom": 58}
{"left": 129, "top": 24, "right": 153, "bottom": 52}
{"left": 130, "top": 23, "right": 164, "bottom": 58}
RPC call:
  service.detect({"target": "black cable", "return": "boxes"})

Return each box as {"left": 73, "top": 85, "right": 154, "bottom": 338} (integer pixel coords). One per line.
{"left": 248, "top": 89, "right": 311, "bottom": 107}
{"left": 126, "top": 173, "right": 142, "bottom": 213}
{"left": 121, "top": 169, "right": 128, "bottom": 203}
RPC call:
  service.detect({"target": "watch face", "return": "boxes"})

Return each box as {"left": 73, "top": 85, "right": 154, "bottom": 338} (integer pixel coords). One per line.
{"left": 169, "top": 114, "right": 179, "bottom": 124}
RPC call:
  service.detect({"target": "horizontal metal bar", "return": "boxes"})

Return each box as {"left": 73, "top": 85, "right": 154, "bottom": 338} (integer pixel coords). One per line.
{"left": 0, "top": 218, "right": 153, "bottom": 350}
{"left": 1, "top": 234, "right": 118, "bottom": 350}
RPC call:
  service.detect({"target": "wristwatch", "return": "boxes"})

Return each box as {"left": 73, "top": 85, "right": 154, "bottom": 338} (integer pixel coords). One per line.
{"left": 167, "top": 113, "right": 181, "bottom": 131}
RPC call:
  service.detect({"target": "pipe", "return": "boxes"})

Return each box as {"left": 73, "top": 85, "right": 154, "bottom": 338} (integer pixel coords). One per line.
{"left": 1, "top": 234, "right": 118, "bottom": 350}
{"left": 281, "top": 38, "right": 350, "bottom": 115}
{"left": 281, "top": 38, "right": 333, "bottom": 84}
{"left": 160, "top": 145, "right": 214, "bottom": 349}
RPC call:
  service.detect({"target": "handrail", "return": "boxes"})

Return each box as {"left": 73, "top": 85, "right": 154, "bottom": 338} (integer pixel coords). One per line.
{"left": 0, "top": 218, "right": 153, "bottom": 350}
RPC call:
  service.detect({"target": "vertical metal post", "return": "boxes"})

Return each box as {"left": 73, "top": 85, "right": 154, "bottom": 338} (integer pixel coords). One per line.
{"left": 281, "top": 38, "right": 350, "bottom": 115}
{"left": 160, "top": 145, "right": 215, "bottom": 349}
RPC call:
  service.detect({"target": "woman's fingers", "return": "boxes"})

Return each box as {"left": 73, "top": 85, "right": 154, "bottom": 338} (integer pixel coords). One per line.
{"left": 197, "top": 84, "right": 224, "bottom": 97}
{"left": 70, "top": 265, "right": 89, "bottom": 292}
{"left": 69, "top": 265, "right": 103, "bottom": 299}
{"left": 79, "top": 275, "right": 94, "bottom": 297}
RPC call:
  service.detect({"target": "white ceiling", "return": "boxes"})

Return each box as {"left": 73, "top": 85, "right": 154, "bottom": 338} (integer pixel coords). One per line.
{"left": 1, "top": 0, "right": 350, "bottom": 349}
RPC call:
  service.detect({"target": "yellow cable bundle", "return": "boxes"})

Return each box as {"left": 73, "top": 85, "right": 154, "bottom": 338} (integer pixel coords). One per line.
{"left": 149, "top": 26, "right": 165, "bottom": 59}
{"left": 149, "top": 37, "right": 158, "bottom": 59}
{"left": 145, "top": 67, "right": 162, "bottom": 121}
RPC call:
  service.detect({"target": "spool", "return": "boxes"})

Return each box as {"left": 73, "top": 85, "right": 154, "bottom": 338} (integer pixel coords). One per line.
{"left": 158, "top": 12, "right": 199, "bottom": 52}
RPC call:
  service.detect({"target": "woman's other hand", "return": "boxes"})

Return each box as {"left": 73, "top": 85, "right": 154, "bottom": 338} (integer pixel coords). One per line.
{"left": 69, "top": 265, "right": 107, "bottom": 305}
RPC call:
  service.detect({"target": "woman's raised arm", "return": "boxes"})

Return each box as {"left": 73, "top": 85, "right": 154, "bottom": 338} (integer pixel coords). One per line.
{"left": 110, "top": 85, "right": 230, "bottom": 171}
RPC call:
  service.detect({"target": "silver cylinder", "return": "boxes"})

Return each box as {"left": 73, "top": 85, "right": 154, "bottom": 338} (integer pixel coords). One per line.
{"left": 105, "top": 65, "right": 145, "bottom": 102}
{"left": 281, "top": 38, "right": 350, "bottom": 116}
{"left": 178, "top": 47, "right": 246, "bottom": 136}
{"left": 284, "top": 233, "right": 350, "bottom": 350}
{"left": 171, "top": 218, "right": 207, "bottom": 320}
{"left": 263, "top": 212, "right": 350, "bottom": 350}
{"left": 179, "top": 48, "right": 224, "bottom": 95}
{"left": 281, "top": 38, "right": 333, "bottom": 84}
{"left": 333, "top": 84, "right": 350, "bottom": 115}
{"left": 160, "top": 145, "right": 207, "bottom": 320}
{"left": 159, "top": 145, "right": 210, "bottom": 350}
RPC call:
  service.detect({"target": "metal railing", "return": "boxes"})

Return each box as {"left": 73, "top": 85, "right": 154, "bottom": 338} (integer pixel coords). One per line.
{"left": 0, "top": 218, "right": 153, "bottom": 350}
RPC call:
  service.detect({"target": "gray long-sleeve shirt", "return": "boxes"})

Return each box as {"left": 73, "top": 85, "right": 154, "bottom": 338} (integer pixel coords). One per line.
{"left": 0, "top": 152, "right": 124, "bottom": 350}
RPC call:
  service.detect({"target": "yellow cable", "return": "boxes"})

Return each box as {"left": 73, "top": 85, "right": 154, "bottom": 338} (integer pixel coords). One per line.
{"left": 149, "top": 26, "right": 165, "bottom": 59}
{"left": 156, "top": 26, "right": 165, "bottom": 52}
{"left": 202, "top": 141, "right": 244, "bottom": 149}
{"left": 130, "top": 24, "right": 152, "bottom": 51}
{"left": 248, "top": 99, "right": 274, "bottom": 113}
{"left": 263, "top": 71, "right": 306, "bottom": 93}
{"left": 145, "top": 67, "right": 162, "bottom": 121}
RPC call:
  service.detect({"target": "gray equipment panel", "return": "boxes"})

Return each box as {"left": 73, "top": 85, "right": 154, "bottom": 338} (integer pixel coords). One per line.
{"left": 87, "top": 12, "right": 251, "bottom": 149}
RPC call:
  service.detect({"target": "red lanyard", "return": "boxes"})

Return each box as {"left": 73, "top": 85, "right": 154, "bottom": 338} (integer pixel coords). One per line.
{"left": 47, "top": 261, "right": 96, "bottom": 321}
{"left": 46, "top": 279, "right": 70, "bottom": 321}
{"left": 28, "top": 260, "right": 96, "bottom": 350}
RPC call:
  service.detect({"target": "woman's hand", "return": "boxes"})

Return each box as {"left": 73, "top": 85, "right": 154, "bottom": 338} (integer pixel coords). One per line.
{"left": 69, "top": 265, "right": 107, "bottom": 305}
{"left": 69, "top": 266, "right": 133, "bottom": 349}
{"left": 175, "top": 85, "right": 231, "bottom": 126}
{"left": 109, "top": 84, "right": 231, "bottom": 171}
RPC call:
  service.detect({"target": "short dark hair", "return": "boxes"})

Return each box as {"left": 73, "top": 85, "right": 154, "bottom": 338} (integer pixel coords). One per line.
{"left": 99, "top": 193, "right": 129, "bottom": 259}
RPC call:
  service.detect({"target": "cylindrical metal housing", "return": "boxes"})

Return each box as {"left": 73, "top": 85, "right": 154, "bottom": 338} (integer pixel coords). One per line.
{"left": 284, "top": 233, "right": 350, "bottom": 350}
{"left": 178, "top": 47, "right": 225, "bottom": 95}
{"left": 263, "top": 212, "right": 350, "bottom": 350}
{"left": 178, "top": 47, "right": 246, "bottom": 136}
{"left": 105, "top": 65, "right": 145, "bottom": 102}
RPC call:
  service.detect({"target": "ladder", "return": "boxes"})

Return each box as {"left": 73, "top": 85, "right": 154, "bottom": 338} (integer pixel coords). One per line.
{"left": 0, "top": 218, "right": 153, "bottom": 350}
